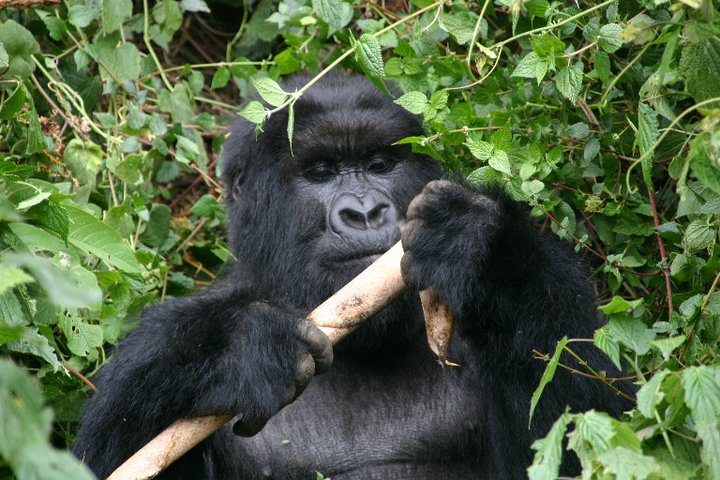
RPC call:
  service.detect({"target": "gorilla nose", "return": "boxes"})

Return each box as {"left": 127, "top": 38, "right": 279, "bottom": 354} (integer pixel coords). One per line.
{"left": 330, "top": 191, "right": 399, "bottom": 237}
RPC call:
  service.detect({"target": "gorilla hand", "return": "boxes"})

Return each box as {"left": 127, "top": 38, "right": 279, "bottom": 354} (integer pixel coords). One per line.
{"left": 230, "top": 302, "right": 333, "bottom": 436}
{"left": 400, "top": 180, "right": 501, "bottom": 318}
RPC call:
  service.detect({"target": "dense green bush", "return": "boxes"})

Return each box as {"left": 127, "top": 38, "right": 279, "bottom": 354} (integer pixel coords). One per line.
{"left": 1, "top": 0, "right": 719, "bottom": 478}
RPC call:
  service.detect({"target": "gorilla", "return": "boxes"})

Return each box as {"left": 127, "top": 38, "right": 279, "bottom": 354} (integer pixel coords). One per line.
{"left": 73, "top": 74, "right": 629, "bottom": 479}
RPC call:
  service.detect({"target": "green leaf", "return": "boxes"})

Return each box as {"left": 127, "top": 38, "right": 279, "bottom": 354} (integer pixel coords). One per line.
{"left": 141, "top": 204, "right": 172, "bottom": 248}
{"left": 68, "top": 3, "right": 100, "bottom": 28}
{"left": 94, "top": 36, "right": 141, "bottom": 84}
{"left": 211, "top": 67, "right": 231, "bottom": 89}
{"left": 598, "top": 23, "right": 624, "bottom": 53}
{"left": 511, "top": 52, "right": 549, "bottom": 84}
{"left": 530, "top": 34, "right": 565, "bottom": 58}
{"left": 0, "top": 20, "right": 40, "bottom": 79}
{"left": 102, "top": 0, "right": 133, "bottom": 33}
{"left": 312, "top": 0, "right": 353, "bottom": 33}
{"left": 7, "top": 327, "right": 61, "bottom": 369}
{"left": 583, "top": 137, "right": 601, "bottom": 161}
{"left": 650, "top": 335, "right": 686, "bottom": 362}
{"left": 465, "top": 140, "right": 494, "bottom": 161}
{"left": 60, "top": 314, "right": 104, "bottom": 357}
{"left": 65, "top": 204, "right": 141, "bottom": 273}
{"left": 489, "top": 150, "right": 512, "bottom": 175}
{"left": 529, "top": 336, "right": 568, "bottom": 425}
{"left": 696, "top": 422, "right": 720, "bottom": 479}
{"left": 251, "top": 77, "right": 289, "bottom": 108}
{"left": 527, "top": 412, "right": 574, "bottom": 480}
{"left": 440, "top": 11, "right": 477, "bottom": 45}
{"left": 0, "top": 266, "right": 33, "bottom": 296}
{"left": 599, "top": 296, "right": 643, "bottom": 314}
{"left": 607, "top": 315, "right": 655, "bottom": 355}
{"left": 636, "top": 370, "right": 671, "bottom": 418}
{"left": 3, "top": 253, "right": 102, "bottom": 309}
{"left": 394, "top": 91, "right": 427, "bottom": 115}
{"left": 637, "top": 103, "right": 659, "bottom": 186}
{"left": 63, "top": 139, "right": 103, "bottom": 186}
{"left": 683, "top": 220, "right": 716, "bottom": 252}
{"left": 0, "top": 42, "right": 8, "bottom": 70}
{"left": 239, "top": 100, "right": 266, "bottom": 126}
{"left": 356, "top": 34, "right": 386, "bottom": 81}
{"left": 679, "top": 38, "right": 720, "bottom": 107}
{"left": 681, "top": 366, "right": 720, "bottom": 423}
{"left": 597, "top": 447, "right": 658, "bottom": 479}
{"left": 555, "top": 66, "right": 582, "bottom": 103}
{"left": 593, "top": 51, "right": 611, "bottom": 84}
{"left": 594, "top": 326, "right": 621, "bottom": 370}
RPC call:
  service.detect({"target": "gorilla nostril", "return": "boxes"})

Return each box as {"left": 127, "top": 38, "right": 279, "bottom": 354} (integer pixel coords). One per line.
{"left": 367, "top": 203, "right": 389, "bottom": 226}
{"left": 339, "top": 208, "right": 367, "bottom": 230}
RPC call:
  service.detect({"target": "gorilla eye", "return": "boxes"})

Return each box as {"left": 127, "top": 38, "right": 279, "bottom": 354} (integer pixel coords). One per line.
{"left": 367, "top": 157, "right": 395, "bottom": 174}
{"left": 304, "top": 163, "right": 337, "bottom": 182}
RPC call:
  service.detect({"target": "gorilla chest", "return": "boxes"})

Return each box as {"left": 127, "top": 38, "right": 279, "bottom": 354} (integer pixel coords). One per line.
{"left": 223, "top": 349, "right": 488, "bottom": 479}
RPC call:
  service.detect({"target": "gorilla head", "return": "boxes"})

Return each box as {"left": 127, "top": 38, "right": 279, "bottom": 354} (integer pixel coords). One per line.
{"left": 222, "top": 75, "right": 441, "bottom": 314}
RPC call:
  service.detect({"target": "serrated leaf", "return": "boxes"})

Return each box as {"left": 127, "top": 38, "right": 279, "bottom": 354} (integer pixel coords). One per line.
{"left": 530, "top": 34, "right": 565, "bottom": 58}
{"left": 556, "top": 66, "right": 583, "bottom": 102}
{"left": 489, "top": 150, "right": 512, "bottom": 175}
{"left": 607, "top": 315, "right": 655, "bottom": 355}
{"left": 0, "top": 20, "right": 40, "bottom": 79}
{"left": 240, "top": 100, "right": 266, "bottom": 126}
{"left": 211, "top": 67, "right": 230, "bottom": 89}
{"left": 637, "top": 103, "right": 659, "bottom": 186}
{"left": 465, "top": 140, "right": 494, "bottom": 161}
{"left": 683, "top": 220, "right": 716, "bottom": 252}
{"left": 63, "top": 139, "right": 103, "bottom": 186}
{"left": 593, "top": 51, "right": 611, "bottom": 84}
{"left": 597, "top": 447, "right": 659, "bottom": 479}
{"left": 637, "top": 370, "right": 671, "bottom": 418}
{"left": 95, "top": 37, "right": 141, "bottom": 84}
{"left": 682, "top": 366, "right": 720, "bottom": 423}
{"left": 102, "top": 0, "right": 132, "bottom": 33}
{"left": 181, "top": 0, "right": 210, "bottom": 12}
{"left": 251, "top": 77, "right": 289, "bottom": 107}
{"left": 696, "top": 422, "right": 720, "bottom": 479}
{"left": 356, "top": 34, "right": 385, "bottom": 80}
{"left": 599, "top": 296, "right": 643, "bottom": 314}
{"left": 312, "top": 0, "right": 353, "bottom": 33}
{"left": 528, "top": 412, "right": 573, "bottom": 480}
{"left": 60, "top": 315, "right": 103, "bottom": 357}
{"left": 598, "top": 23, "right": 624, "bottom": 53}
{"left": 529, "top": 336, "right": 568, "bottom": 425}
{"left": 594, "top": 326, "right": 621, "bottom": 369}
{"left": 650, "top": 335, "right": 686, "bottom": 362}
{"left": 440, "top": 11, "right": 477, "bottom": 45}
{"left": 512, "top": 52, "right": 549, "bottom": 84}
{"left": 679, "top": 38, "right": 720, "bottom": 107}
{"left": 394, "top": 91, "right": 427, "bottom": 115}
{"left": 584, "top": 137, "right": 600, "bottom": 161}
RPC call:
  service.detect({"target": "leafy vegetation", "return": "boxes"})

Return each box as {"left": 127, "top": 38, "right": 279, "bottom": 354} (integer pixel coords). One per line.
{"left": 1, "top": 0, "right": 719, "bottom": 478}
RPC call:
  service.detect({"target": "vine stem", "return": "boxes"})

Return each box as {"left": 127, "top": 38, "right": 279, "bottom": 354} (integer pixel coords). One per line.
{"left": 465, "top": 0, "right": 492, "bottom": 74}
{"left": 646, "top": 185, "right": 673, "bottom": 318}
{"left": 143, "top": 0, "right": 172, "bottom": 91}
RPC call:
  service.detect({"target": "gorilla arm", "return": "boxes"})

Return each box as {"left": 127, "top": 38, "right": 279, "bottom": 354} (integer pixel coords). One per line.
{"left": 73, "top": 284, "right": 331, "bottom": 480}
{"left": 400, "top": 179, "right": 631, "bottom": 477}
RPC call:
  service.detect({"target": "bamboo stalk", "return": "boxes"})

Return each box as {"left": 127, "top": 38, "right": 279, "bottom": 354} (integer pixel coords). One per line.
{"left": 108, "top": 242, "right": 416, "bottom": 480}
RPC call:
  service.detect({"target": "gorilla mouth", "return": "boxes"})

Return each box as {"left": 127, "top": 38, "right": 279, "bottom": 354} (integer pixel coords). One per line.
{"left": 332, "top": 250, "right": 383, "bottom": 263}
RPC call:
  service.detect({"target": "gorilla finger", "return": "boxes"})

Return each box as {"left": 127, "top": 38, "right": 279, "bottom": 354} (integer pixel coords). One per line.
{"left": 233, "top": 415, "right": 268, "bottom": 437}
{"left": 400, "top": 252, "right": 428, "bottom": 290}
{"left": 313, "top": 340, "right": 333, "bottom": 375}
{"left": 400, "top": 219, "right": 422, "bottom": 252}
{"left": 297, "top": 321, "right": 330, "bottom": 356}
{"left": 406, "top": 194, "right": 427, "bottom": 221}
{"left": 295, "top": 353, "right": 316, "bottom": 391}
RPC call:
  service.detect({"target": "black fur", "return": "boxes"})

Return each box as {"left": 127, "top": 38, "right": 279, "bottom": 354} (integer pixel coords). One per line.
{"left": 73, "top": 75, "right": 630, "bottom": 479}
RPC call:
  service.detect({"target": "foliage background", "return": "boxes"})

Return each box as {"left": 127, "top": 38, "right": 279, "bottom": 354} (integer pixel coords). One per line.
{"left": 1, "top": 0, "right": 719, "bottom": 478}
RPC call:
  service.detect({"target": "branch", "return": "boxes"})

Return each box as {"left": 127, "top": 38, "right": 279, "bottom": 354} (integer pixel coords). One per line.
{"left": 0, "top": 0, "right": 59, "bottom": 8}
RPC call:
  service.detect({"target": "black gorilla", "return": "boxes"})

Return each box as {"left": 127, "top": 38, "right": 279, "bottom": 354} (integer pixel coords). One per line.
{"left": 73, "top": 75, "right": 629, "bottom": 479}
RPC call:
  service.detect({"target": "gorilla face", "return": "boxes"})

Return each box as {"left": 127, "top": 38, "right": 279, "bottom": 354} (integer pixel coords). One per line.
{"left": 223, "top": 75, "right": 441, "bottom": 312}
